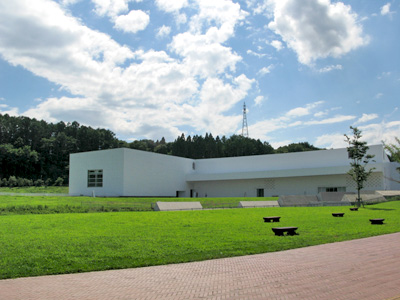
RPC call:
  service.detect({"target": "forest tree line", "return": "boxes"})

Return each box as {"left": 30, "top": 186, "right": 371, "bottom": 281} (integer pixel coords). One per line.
{"left": 0, "top": 113, "right": 321, "bottom": 185}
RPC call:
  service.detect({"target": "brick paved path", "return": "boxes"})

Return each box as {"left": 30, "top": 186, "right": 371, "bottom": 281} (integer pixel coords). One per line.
{"left": 1, "top": 233, "right": 400, "bottom": 300}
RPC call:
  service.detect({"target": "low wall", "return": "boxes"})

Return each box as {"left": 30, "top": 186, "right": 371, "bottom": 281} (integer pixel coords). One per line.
{"left": 238, "top": 201, "right": 279, "bottom": 208}
{"left": 154, "top": 201, "right": 203, "bottom": 211}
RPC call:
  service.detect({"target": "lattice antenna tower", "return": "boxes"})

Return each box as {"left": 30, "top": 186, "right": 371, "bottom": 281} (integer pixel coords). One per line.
{"left": 242, "top": 102, "right": 249, "bottom": 138}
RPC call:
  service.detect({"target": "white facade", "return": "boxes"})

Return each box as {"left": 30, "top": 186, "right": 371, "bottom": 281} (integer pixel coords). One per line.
{"left": 69, "top": 148, "right": 193, "bottom": 197}
{"left": 69, "top": 145, "right": 400, "bottom": 197}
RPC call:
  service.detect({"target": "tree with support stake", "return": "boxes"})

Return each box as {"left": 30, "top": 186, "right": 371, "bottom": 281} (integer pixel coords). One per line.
{"left": 344, "top": 127, "right": 375, "bottom": 208}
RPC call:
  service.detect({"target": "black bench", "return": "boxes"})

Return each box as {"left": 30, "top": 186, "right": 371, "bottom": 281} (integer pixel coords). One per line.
{"left": 370, "top": 218, "right": 385, "bottom": 225}
{"left": 272, "top": 227, "right": 298, "bottom": 236}
{"left": 350, "top": 207, "right": 358, "bottom": 211}
{"left": 263, "top": 216, "right": 281, "bottom": 223}
{"left": 332, "top": 213, "right": 345, "bottom": 217}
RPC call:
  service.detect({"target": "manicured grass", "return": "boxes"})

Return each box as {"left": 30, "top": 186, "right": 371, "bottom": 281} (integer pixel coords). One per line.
{"left": 0, "top": 186, "right": 69, "bottom": 194}
{"left": 0, "top": 195, "right": 278, "bottom": 214}
{"left": 0, "top": 201, "right": 399, "bottom": 279}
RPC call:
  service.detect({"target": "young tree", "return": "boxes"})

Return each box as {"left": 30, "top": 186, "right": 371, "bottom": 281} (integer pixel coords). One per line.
{"left": 384, "top": 137, "right": 400, "bottom": 165}
{"left": 383, "top": 137, "right": 400, "bottom": 182}
{"left": 344, "top": 127, "right": 375, "bottom": 207}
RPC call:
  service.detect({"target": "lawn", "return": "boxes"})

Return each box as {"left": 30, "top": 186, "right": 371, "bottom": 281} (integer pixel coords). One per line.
{"left": 0, "top": 200, "right": 399, "bottom": 279}
{"left": 0, "top": 186, "right": 69, "bottom": 194}
{"left": 0, "top": 195, "right": 278, "bottom": 214}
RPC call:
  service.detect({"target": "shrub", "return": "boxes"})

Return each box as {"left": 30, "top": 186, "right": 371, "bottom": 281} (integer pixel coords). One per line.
{"left": 16, "top": 177, "right": 25, "bottom": 187}
{"left": 0, "top": 178, "right": 7, "bottom": 187}
{"left": 34, "top": 179, "right": 45, "bottom": 187}
{"left": 8, "top": 176, "right": 17, "bottom": 187}
{"left": 54, "top": 177, "right": 64, "bottom": 186}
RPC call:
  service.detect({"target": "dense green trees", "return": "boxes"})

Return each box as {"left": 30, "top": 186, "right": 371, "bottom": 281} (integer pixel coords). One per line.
{"left": 169, "top": 133, "right": 274, "bottom": 158}
{"left": 0, "top": 114, "right": 120, "bottom": 183}
{"left": 0, "top": 113, "right": 322, "bottom": 185}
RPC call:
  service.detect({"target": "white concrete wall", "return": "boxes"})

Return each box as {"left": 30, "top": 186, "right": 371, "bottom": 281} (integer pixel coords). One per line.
{"left": 194, "top": 145, "right": 386, "bottom": 174}
{"left": 190, "top": 172, "right": 386, "bottom": 198}
{"left": 122, "top": 149, "right": 193, "bottom": 197}
{"left": 386, "top": 162, "right": 400, "bottom": 190}
{"left": 69, "top": 149, "right": 125, "bottom": 196}
{"left": 70, "top": 148, "right": 194, "bottom": 197}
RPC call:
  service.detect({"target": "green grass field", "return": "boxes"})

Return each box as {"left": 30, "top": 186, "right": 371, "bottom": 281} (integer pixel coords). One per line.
{"left": 0, "top": 186, "right": 69, "bottom": 194}
{"left": 1, "top": 200, "right": 399, "bottom": 279}
{"left": 0, "top": 194, "right": 278, "bottom": 214}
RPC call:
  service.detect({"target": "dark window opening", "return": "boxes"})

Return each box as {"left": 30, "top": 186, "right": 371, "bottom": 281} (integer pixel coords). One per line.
{"left": 88, "top": 169, "right": 103, "bottom": 187}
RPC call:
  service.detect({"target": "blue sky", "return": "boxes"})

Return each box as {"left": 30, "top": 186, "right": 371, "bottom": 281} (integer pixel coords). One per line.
{"left": 0, "top": 0, "right": 399, "bottom": 148}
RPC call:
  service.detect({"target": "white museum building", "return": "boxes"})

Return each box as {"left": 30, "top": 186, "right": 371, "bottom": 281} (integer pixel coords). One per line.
{"left": 69, "top": 144, "right": 400, "bottom": 197}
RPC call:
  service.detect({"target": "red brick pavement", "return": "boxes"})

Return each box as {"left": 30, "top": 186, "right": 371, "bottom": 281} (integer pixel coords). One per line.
{"left": 1, "top": 232, "right": 400, "bottom": 300}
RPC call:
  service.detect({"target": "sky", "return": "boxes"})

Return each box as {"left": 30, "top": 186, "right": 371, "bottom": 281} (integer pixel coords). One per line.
{"left": 0, "top": 0, "right": 399, "bottom": 149}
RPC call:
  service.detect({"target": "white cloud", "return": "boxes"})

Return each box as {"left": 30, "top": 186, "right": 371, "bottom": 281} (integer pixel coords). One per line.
{"left": 156, "top": 25, "right": 171, "bottom": 38}
{"left": 254, "top": 95, "right": 265, "bottom": 106}
{"left": 257, "top": 65, "right": 273, "bottom": 76}
{"left": 170, "top": 32, "right": 241, "bottom": 78}
{"left": 247, "top": 49, "right": 267, "bottom": 58}
{"left": 358, "top": 121, "right": 400, "bottom": 146}
{"left": 318, "top": 64, "right": 343, "bottom": 73}
{"left": 155, "top": 0, "right": 188, "bottom": 13}
{"left": 355, "top": 113, "right": 379, "bottom": 124}
{"left": 92, "top": 0, "right": 131, "bottom": 18}
{"left": 286, "top": 107, "right": 310, "bottom": 118}
{"left": 270, "top": 40, "right": 283, "bottom": 51}
{"left": 61, "top": 0, "right": 81, "bottom": 5}
{"left": 305, "top": 115, "right": 356, "bottom": 125}
{"left": 248, "top": 101, "right": 330, "bottom": 141}
{"left": 375, "top": 93, "right": 384, "bottom": 99}
{"left": 286, "top": 101, "right": 324, "bottom": 118}
{"left": 381, "top": 3, "right": 391, "bottom": 16}
{"left": 314, "top": 111, "right": 328, "bottom": 118}
{"left": 176, "top": 13, "right": 188, "bottom": 25}
{"left": 315, "top": 120, "right": 400, "bottom": 149}
{"left": 114, "top": 10, "right": 149, "bottom": 33}
{"left": 267, "top": 0, "right": 369, "bottom": 65}
{"left": 315, "top": 133, "right": 348, "bottom": 148}
{"left": 168, "top": 0, "right": 248, "bottom": 78}
{"left": 189, "top": 0, "right": 248, "bottom": 38}
{"left": 0, "top": 103, "right": 19, "bottom": 116}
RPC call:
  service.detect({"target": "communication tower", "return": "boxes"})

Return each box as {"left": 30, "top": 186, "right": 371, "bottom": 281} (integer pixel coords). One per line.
{"left": 242, "top": 102, "right": 249, "bottom": 138}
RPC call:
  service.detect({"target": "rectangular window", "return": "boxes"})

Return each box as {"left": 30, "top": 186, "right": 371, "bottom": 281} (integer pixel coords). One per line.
{"left": 318, "top": 187, "right": 346, "bottom": 193}
{"left": 88, "top": 169, "right": 103, "bottom": 187}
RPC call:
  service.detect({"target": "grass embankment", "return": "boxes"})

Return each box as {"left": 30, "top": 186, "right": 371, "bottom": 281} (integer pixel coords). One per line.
{"left": 0, "top": 195, "right": 278, "bottom": 214}
{"left": 1, "top": 200, "right": 399, "bottom": 279}
{"left": 0, "top": 186, "right": 69, "bottom": 194}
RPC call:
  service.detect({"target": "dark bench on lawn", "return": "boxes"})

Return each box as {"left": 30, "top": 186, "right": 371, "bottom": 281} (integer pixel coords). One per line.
{"left": 332, "top": 213, "right": 345, "bottom": 217}
{"left": 272, "top": 227, "right": 298, "bottom": 236}
{"left": 263, "top": 216, "right": 281, "bottom": 223}
{"left": 350, "top": 207, "right": 358, "bottom": 211}
{"left": 370, "top": 218, "right": 385, "bottom": 225}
